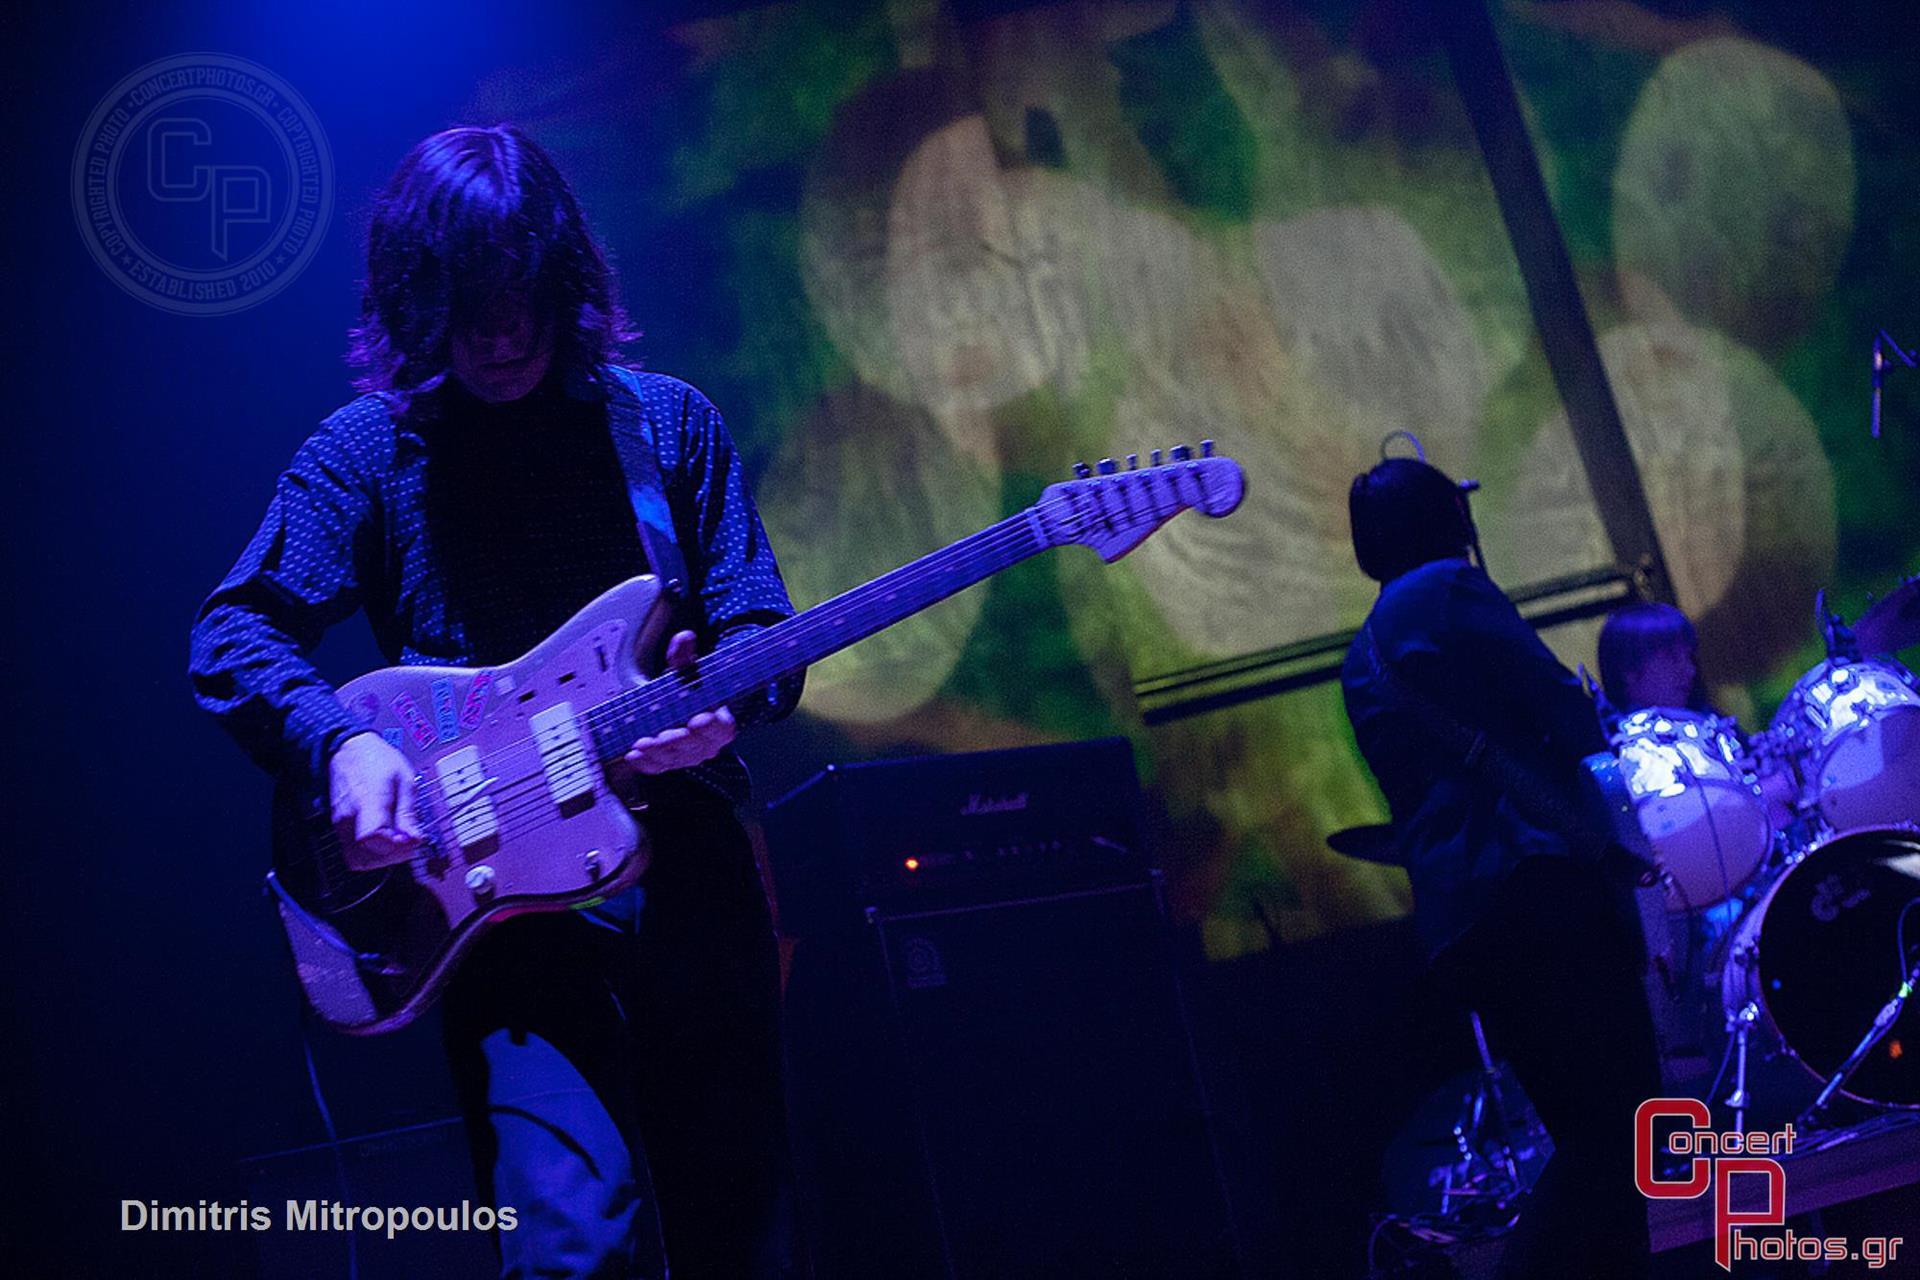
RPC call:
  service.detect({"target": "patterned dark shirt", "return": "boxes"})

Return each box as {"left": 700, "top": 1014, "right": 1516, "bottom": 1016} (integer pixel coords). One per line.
{"left": 1340, "top": 558, "right": 1609, "bottom": 956}
{"left": 189, "top": 363, "right": 800, "bottom": 806}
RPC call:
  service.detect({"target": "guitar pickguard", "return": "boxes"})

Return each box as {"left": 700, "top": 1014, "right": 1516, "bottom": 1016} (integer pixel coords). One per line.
{"left": 270, "top": 576, "right": 669, "bottom": 1032}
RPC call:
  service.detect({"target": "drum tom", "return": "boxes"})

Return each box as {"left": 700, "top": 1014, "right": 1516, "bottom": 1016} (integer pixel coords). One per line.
{"left": 1769, "top": 657, "right": 1920, "bottom": 832}
{"left": 1612, "top": 708, "right": 1772, "bottom": 910}
{"left": 1720, "top": 826, "right": 1920, "bottom": 1109}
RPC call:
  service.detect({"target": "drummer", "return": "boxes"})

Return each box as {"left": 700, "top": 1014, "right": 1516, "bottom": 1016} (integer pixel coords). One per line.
{"left": 1596, "top": 602, "right": 1707, "bottom": 719}
{"left": 1596, "top": 602, "right": 1796, "bottom": 831}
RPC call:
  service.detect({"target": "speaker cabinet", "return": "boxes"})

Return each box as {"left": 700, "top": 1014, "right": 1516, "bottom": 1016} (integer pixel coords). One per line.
{"left": 783, "top": 880, "right": 1241, "bottom": 1278}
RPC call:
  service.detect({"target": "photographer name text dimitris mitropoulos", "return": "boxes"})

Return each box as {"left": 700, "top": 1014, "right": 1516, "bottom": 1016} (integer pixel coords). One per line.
{"left": 122, "top": 1199, "right": 517, "bottom": 1238}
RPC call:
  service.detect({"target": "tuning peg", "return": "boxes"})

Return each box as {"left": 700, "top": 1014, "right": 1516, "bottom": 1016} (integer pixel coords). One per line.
{"left": 1150, "top": 449, "right": 1163, "bottom": 466}
{"left": 1127, "top": 453, "right": 1140, "bottom": 470}
{"left": 1073, "top": 461, "right": 1092, "bottom": 479}
{"left": 1097, "top": 458, "right": 1118, "bottom": 475}
{"left": 1171, "top": 444, "right": 1193, "bottom": 461}
{"left": 1200, "top": 439, "right": 1215, "bottom": 457}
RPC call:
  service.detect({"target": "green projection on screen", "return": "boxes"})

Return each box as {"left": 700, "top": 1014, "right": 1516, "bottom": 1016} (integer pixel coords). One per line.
{"left": 483, "top": 1, "right": 1907, "bottom": 955}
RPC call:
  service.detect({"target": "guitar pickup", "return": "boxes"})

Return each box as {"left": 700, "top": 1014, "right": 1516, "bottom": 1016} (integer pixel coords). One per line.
{"left": 529, "top": 703, "right": 598, "bottom": 816}
{"left": 435, "top": 747, "right": 502, "bottom": 854}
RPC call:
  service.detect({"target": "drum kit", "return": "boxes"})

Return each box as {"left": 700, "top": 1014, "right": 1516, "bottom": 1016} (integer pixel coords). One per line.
{"left": 1606, "top": 578, "right": 1920, "bottom": 1124}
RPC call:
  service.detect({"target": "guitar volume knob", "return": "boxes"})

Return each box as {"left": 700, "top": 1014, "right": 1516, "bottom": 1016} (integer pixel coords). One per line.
{"left": 464, "top": 865, "right": 497, "bottom": 898}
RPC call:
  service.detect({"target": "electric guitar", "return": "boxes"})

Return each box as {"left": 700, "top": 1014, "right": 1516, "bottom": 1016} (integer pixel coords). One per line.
{"left": 270, "top": 444, "right": 1245, "bottom": 1032}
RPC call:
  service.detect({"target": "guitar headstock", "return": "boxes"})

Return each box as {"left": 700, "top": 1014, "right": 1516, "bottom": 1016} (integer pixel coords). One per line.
{"left": 1032, "top": 442, "right": 1246, "bottom": 562}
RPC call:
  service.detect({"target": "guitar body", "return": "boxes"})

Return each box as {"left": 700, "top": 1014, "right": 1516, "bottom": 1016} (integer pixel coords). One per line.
{"left": 270, "top": 575, "right": 673, "bottom": 1034}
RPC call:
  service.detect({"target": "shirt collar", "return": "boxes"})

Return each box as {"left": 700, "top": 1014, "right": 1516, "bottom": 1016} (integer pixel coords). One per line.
{"left": 393, "top": 362, "right": 610, "bottom": 452}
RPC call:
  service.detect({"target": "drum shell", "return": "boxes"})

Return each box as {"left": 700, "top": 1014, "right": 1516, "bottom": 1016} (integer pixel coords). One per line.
{"left": 1769, "top": 657, "right": 1920, "bottom": 832}
{"left": 1612, "top": 709, "right": 1773, "bottom": 910}
{"left": 1719, "top": 826, "right": 1920, "bottom": 1110}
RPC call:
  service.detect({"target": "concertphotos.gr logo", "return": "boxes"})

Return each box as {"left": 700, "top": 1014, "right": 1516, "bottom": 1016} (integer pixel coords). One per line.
{"left": 70, "top": 52, "right": 333, "bottom": 316}
{"left": 1636, "top": 1099, "right": 1906, "bottom": 1271}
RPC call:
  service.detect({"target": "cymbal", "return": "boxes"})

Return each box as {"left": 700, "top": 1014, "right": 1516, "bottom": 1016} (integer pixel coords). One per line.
{"left": 1856, "top": 576, "right": 1920, "bottom": 656}
{"left": 1326, "top": 823, "right": 1400, "bottom": 864}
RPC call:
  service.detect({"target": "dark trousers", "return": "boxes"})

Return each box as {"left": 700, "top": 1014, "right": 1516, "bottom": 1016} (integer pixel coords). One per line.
{"left": 1437, "top": 856, "right": 1664, "bottom": 1280}
{"left": 442, "top": 785, "right": 789, "bottom": 1279}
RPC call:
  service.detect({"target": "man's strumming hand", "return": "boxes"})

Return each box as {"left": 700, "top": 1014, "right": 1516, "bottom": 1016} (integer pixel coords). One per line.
{"left": 330, "top": 731, "right": 425, "bottom": 869}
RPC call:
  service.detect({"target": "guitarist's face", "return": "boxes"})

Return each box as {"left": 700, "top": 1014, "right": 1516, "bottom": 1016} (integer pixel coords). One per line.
{"left": 451, "top": 290, "right": 554, "bottom": 403}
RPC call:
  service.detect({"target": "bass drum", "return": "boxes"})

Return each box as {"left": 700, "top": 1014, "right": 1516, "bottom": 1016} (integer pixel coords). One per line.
{"left": 1769, "top": 656, "right": 1920, "bottom": 832}
{"left": 1612, "top": 709, "right": 1771, "bottom": 910}
{"left": 1720, "top": 827, "right": 1920, "bottom": 1109}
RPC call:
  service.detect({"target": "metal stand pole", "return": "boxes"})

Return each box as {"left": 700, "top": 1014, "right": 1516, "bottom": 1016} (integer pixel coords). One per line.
{"left": 1799, "top": 959, "right": 1920, "bottom": 1128}
{"left": 1724, "top": 1002, "right": 1758, "bottom": 1136}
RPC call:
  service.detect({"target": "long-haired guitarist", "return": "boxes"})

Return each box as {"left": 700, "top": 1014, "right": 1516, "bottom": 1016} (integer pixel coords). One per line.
{"left": 190, "top": 124, "right": 802, "bottom": 1277}
{"left": 1338, "top": 457, "right": 1662, "bottom": 1280}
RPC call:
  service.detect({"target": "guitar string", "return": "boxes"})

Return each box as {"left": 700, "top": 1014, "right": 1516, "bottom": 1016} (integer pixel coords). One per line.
{"left": 422, "top": 490, "right": 1082, "bottom": 785}
{"left": 460, "top": 467, "right": 1206, "bottom": 776}
{"left": 291, "top": 479, "right": 1167, "bottom": 882}
{"left": 297, "top": 469, "right": 1218, "bottom": 879}
{"left": 576, "top": 469, "right": 1212, "bottom": 742}
{"left": 298, "top": 474, "right": 1209, "bottom": 877}
{"left": 302, "top": 501, "right": 1069, "bottom": 871}
{"left": 299, "top": 494, "right": 1103, "bottom": 877}
{"left": 302, "top": 497, "right": 1068, "bottom": 873}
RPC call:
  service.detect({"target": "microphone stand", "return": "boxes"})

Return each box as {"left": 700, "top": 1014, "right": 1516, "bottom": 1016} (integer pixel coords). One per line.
{"left": 1872, "top": 329, "right": 1916, "bottom": 440}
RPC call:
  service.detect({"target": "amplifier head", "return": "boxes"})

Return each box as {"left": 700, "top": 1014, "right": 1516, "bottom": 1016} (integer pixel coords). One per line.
{"left": 764, "top": 737, "right": 1147, "bottom": 929}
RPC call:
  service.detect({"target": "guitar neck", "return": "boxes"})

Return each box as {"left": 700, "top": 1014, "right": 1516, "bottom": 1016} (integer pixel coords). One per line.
{"left": 588, "top": 510, "right": 1047, "bottom": 757}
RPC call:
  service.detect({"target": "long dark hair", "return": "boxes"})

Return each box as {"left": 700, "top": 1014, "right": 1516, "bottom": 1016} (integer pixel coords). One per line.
{"left": 346, "top": 124, "right": 638, "bottom": 406}
{"left": 1597, "top": 601, "right": 1710, "bottom": 712}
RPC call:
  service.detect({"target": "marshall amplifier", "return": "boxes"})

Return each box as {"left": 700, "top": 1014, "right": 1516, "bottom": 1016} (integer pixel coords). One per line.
{"left": 766, "top": 740, "right": 1242, "bottom": 1278}
{"left": 763, "top": 737, "right": 1149, "bottom": 934}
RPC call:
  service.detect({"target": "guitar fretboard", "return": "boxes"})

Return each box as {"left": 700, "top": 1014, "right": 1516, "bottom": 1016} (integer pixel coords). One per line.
{"left": 585, "top": 510, "right": 1045, "bottom": 759}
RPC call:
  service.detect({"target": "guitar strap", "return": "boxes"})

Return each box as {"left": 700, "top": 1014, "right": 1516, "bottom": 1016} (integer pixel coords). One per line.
{"left": 602, "top": 367, "right": 694, "bottom": 620}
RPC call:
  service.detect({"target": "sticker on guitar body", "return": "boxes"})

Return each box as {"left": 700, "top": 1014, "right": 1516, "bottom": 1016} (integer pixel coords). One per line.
{"left": 459, "top": 671, "right": 494, "bottom": 731}
{"left": 430, "top": 678, "right": 459, "bottom": 742}
{"left": 389, "top": 693, "right": 437, "bottom": 749}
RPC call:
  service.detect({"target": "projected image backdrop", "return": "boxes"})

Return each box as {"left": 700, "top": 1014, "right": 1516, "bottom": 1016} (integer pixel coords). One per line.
{"left": 470, "top": 0, "right": 1914, "bottom": 956}
{"left": 1492, "top": 4, "right": 1918, "bottom": 712}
